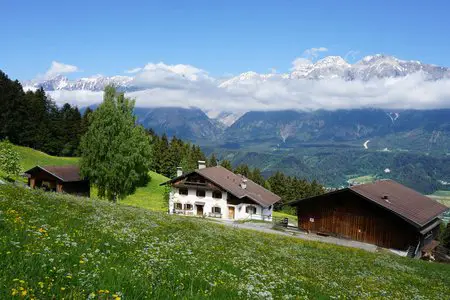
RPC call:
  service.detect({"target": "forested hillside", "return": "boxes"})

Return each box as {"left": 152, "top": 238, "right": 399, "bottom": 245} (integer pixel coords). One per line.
{"left": 0, "top": 71, "right": 91, "bottom": 156}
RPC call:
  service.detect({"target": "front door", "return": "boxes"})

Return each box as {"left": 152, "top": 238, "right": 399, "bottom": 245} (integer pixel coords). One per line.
{"left": 228, "top": 206, "right": 235, "bottom": 219}
{"left": 196, "top": 205, "right": 204, "bottom": 216}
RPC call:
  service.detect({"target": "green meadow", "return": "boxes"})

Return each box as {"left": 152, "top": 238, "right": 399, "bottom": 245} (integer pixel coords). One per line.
{"left": 1, "top": 185, "right": 450, "bottom": 299}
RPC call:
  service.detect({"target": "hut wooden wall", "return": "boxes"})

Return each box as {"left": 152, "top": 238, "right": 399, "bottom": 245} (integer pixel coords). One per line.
{"left": 61, "top": 181, "right": 90, "bottom": 197}
{"left": 296, "top": 191, "right": 419, "bottom": 250}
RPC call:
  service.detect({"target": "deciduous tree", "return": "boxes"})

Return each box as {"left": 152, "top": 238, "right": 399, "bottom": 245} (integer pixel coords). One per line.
{"left": 0, "top": 139, "right": 21, "bottom": 181}
{"left": 80, "top": 86, "right": 152, "bottom": 202}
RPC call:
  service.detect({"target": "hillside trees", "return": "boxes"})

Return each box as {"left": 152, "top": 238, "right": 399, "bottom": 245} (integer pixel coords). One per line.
{"left": 80, "top": 86, "right": 152, "bottom": 202}
{"left": 0, "top": 70, "right": 87, "bottom": 156}
{"left": 0, "top": 139, "right": 21, "bottom": 180}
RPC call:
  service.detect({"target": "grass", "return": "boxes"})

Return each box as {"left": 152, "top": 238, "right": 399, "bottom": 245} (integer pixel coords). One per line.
{"left": 7, "top": 145, "right": 168, "bottom": 211}
{"left": 428, "top": 190, "right": 450, "bottom": 208}
{"left": 14, "top": 145, "right": 79, "bottom": 171}
{"left": 347, "top": 175, "right": 376, "bottom": 184}
{"left": 272, "top": 211, "right": 298, "bottom": 225}
{"left": 121, "top": 171, "right": 169, "bottom": 212}
{"left": 1, "top": 185, "right": 450, "bottom": 299}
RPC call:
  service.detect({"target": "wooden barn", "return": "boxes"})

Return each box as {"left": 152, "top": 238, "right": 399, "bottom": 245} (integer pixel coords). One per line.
{"left": 289, "top": 180, "right": 448, "bottom": 256}
{"left": 24, "top": 165, "right": 90, "bottom": 197}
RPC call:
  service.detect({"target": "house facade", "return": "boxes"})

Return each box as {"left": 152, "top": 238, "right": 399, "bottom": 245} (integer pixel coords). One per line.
{"left": 289, "top": 180, "right": 448, "bottom": 257}
{"left": 24, "top": 165, "right": 90, "bottom": 197}
{"left": 162, "top": 162, "right": 280, "bottom": 221}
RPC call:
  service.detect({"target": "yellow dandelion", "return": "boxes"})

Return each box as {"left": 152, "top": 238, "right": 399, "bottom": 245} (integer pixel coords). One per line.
{"left": 11, "top": 288, "right": 18, "bottom": 296}
{"left": 38, "top": 228, "right": 46, "bottom": 233}
{"left": 79, "top": 260, "right": 85, "bottom": 264}
{"left": 21, "top": 290, "right": 27, "bottom": 296}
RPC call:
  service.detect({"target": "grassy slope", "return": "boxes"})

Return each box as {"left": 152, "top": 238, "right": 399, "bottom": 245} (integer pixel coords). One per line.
{"left": 121, "top": 171, "right": 169, "bottom": 211}
{"left": 9, "top": 145, "right": 169, "bottom": 210}
{"left": 1, "top": 186, "right": 450, "bottom": 299}
{"left": 14, "top": 145, "right": 79, "bottom": 171}
{"left": 428, "top": 190, "right": 450, "bottom": 208}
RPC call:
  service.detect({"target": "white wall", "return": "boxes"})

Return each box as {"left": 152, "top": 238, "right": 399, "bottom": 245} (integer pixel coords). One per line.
{"left": 168, "top": 187, "right": 272, "bottom": 221}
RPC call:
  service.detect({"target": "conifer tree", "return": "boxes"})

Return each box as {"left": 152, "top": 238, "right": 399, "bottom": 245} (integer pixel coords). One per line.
{"left": 220, "top": 159, "right": 233, "bottom": 171}
{"left": 208, "top": 153, "right": 218, "bottom": 167}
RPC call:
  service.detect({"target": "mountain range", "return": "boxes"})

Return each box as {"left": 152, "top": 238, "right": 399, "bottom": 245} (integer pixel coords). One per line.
{"left": 25, "top": 54, "right": 450, "bottom": 93}
{"left": 24, "top": 54, "right": 450, "bottom": 192}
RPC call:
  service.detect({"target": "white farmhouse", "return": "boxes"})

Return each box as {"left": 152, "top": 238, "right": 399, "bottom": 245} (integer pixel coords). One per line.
{"left": 162, "top": 161, "right": 281, "bottom": 221}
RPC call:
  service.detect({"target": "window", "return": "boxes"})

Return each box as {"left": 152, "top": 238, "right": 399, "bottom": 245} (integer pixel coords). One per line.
{"left": 175, "top": 203, "right": 183, "bottom": 210}
{"left": 179, "top": 188, "right": 188, "bottom": 195}
{"left": 212, "top": 207, "right": 221, "bottom": 214}
{"left": 184, "top": 204, "right": 193, "bottom": 210}
{"left": 196, "top": 189, "right": 205, "bottom": 197}
{"left": 246, "top": 206, "right": 257, "bottom": 214}
{"left": 212, "top": 191, "right": 222, "bottom": 199}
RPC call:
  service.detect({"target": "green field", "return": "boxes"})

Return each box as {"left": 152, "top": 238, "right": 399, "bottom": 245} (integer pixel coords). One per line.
{"left": 347, "top": 175, "right": 376, "bottom": 185}
{"left": 428, "top": 190, "right": 450, "bottom": 208}
{"left": 121, "top": 171, "right": 169, "bottom": 211}
{"left": 1, "top": 185, "right": 449, "bottom": 299}
{"left": 14, "top": 145, "right": 79, "bottom": 171}
{"left": 5, "top": 145, "right": 169, "bottom": 210}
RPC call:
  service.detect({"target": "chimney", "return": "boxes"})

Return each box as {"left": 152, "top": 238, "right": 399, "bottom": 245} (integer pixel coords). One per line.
{"left": 198, "top": 160, "right": 206, "bottom": 170}
{"left": 240, "top": 178, "right": 248, "bottom": 189}
{"left": 176, "top": 167, "right": 183, "bottom": 177}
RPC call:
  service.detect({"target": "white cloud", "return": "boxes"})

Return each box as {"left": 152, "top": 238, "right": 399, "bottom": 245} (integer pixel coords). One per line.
{"left": 45, "top": 61, "right": 79, "bottom": 78}
{"left": 291, "top": 47, "right": 329, "bottom": 71}
{"left": 303, "top": 47, "right": 328, "bottom": 59}
{"left": 40, "top": 58, "right": 450, "bottom": 112}
{"left": 124, "top": 67, "right": 142, "bottom": 74}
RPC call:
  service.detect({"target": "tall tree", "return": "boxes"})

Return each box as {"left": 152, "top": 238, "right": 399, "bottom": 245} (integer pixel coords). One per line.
{"left": 234, "top": 164, "right": 251, "bottom": 178}
{"left": 220, "top": 159, "right": 233, "bottom": 171}
{"left": 80, "top": 86, "right": 152, "bottom": 202}
{"left": 208, "top": 153, "right": 218, "bottom": 167}
{"left": 250, "top": 168, "right": 265, "bottom": 186}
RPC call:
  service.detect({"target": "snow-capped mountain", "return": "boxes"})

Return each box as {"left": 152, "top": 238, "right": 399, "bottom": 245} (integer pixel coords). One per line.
{"left": 24, "top": 54, "right": 450, "bottom": 93}
{"left": 24, "top": 74, "right": 133, "bottom": 91}
{"left": 206, "top": 110, "right": 245, "bottom": 127}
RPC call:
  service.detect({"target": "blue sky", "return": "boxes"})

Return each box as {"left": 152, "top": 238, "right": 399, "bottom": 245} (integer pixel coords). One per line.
{"left": 1, "top": 0, "right": 449, "bottom": 80}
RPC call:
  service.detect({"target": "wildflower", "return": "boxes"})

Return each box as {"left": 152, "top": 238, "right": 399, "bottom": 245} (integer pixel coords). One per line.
{"left": 61, "top": 287, "right": 66, "bottom": 291}
{"left": 38, "top": 227, "right": 46, "bottom": 233}
{"left": 79, "top": 260, "right": 85, "bottom": 264}
{"left": 38, "top": 282, "right": 44, "bottom": 288}
{"left": 11, "top": 288, "right": 18, "bottom": 296}
{"left": 66, "top": 275, "right": 72, "bottom": 279}
{"left": 21, "top": 290, "right": 27, "bottom": 296}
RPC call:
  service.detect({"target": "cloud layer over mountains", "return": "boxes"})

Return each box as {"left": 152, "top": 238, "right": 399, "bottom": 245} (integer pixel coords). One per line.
{"left": 25, "top": 50, "right": 450, "bottom": 112}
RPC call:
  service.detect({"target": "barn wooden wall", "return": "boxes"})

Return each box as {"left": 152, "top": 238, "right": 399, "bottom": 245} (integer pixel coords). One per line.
{"left": 296, "top": 191, "right": 419, "bottom": 250}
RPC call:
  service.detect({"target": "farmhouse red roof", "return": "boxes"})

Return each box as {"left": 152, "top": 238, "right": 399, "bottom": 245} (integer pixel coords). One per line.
{"left": 24, "top": 165, "right": 83, "bottom": 182}
{"left": 162, "top": 166, "right": 281, "bottom": 207}
{"left": 349, "top": 180, "right": 448, "bottom": 227}
{"left": 290, "top": 180, "right": 448, "bottom": 228}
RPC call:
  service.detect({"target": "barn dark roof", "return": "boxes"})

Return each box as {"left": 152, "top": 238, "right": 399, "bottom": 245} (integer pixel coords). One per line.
{"left": 290, "top": 180, "right": 448, "bottom": 228}
{"left": 162, "top": 166, "right": 281, "bottom": 207}
{"left": 24, "top": 165, "right": 84, "bottom": 182}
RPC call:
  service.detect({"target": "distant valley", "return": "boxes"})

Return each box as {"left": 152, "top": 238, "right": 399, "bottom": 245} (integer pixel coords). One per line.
{"left": 127, "top": 106, "right": 450, "bottom": 194}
